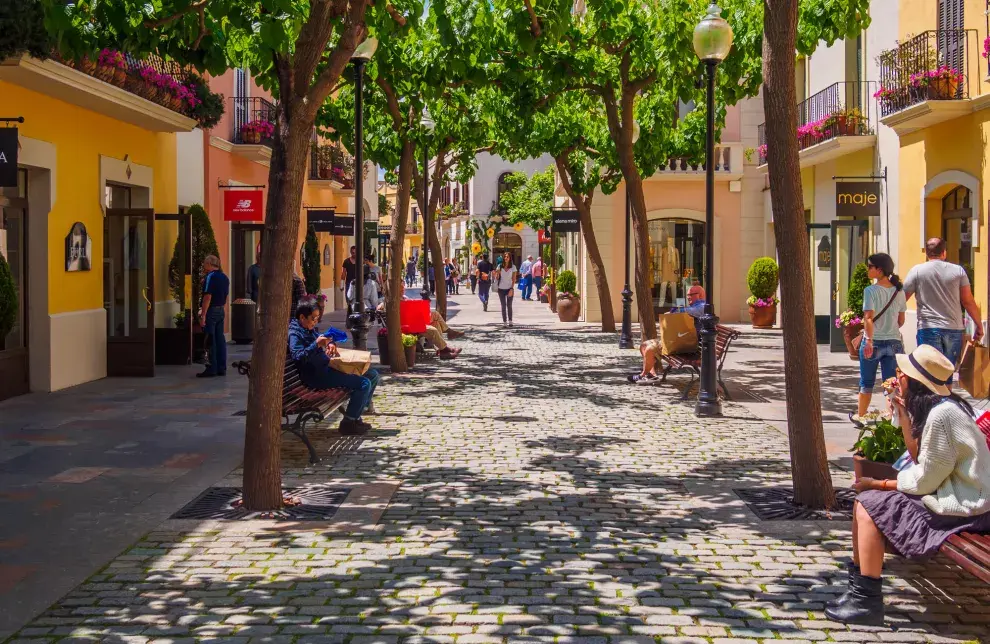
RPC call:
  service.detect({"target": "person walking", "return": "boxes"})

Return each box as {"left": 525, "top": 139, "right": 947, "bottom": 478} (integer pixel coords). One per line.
{"left": 849, "top": 253, "right": 907, "bottom": 427}
{"left": 443, "top": 258, "right": 454, "bottom": 295}
{"left": 469, "top": 256, "right": 478, "bottom": 294}
{"left": 532, "top": 254, "right": 544, "bottom": 300}
{"left": 451, "top": 263, "right": 460, "bottom": 294}
{"left": 197, "top": 255, "right": 229, "bottom": 378}
{"left": 405, "top": 256, "right": 416, "bottom": 288}
{"left": 428, "top": 263, "right": 436, "bottom": 294}
{"left": 247, "top": 247, "right": 262, "bottom": 305}
{"left": 494, "top": 251, "right": 518, "bottom": 327}
{"left": 519, "top": 255, "right": 534, "bottom": 300}
{"left": 340, "top": 245, "right": 358, "bottom": 317}
{"left": 476, "top": 253, "right": 493, "bottom": 312}
{"left": 904, "top": 238, "right": 984, "bottom": 380}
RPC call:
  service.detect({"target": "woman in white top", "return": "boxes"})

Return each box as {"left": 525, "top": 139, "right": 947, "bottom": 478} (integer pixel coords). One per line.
{"left": 826, "top": 344, "right": 990, "bottom": 626}
{"left": 493, "top": 251, "right": 518, "bottom": 327}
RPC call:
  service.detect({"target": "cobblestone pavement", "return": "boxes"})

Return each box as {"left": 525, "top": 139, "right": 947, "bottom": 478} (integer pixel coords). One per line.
{"left": 7, "top": 294, "right": 989, "bottom": 644}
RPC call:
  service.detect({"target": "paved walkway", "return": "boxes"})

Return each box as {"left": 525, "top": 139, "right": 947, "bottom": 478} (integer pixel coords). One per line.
{"left": 3, "top": 292, "right": 989, "bottom": 643}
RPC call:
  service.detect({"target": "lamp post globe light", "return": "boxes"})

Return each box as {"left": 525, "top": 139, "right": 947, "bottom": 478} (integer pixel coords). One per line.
{"left": 693, "top": 3, "right": 732, "bottom": 417}
{"left": 348, "top": 36, "right": 378, "bottom": 350}
{"left": 619, "top": 120, "right": 640, "bottom": 349}
{"left": 420, "top": 108, "right": 435, "bottom": 302}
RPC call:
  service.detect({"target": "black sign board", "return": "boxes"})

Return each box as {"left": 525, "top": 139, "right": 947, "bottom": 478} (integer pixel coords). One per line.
{"left": 307, "top": 208, "right": 336, "bottom": 232}
{"left": 0, "top": 128, "right": 18, "bottom": 188}
{"left": 333, "top": 215, "right": 355, "bottom": 236}
{"left": 836, "top": 181, "right": 881, "bottom": 217}
{"left": 817, "top": 235, "right": 832, "bottom": 270}
{"left": 364, "top": 220, "right": 378, "bottom": 238}
{"left": 552, "top": 209, "right": 581, "bottom": 233}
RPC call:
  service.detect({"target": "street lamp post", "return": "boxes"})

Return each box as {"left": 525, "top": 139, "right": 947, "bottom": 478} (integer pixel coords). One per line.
{"left": 420, "top": 109, "right": 435, "bottom": 301}
{"left": 348, "top": 36, "right": 378, "bottom": 351}
{"left": 693, "top": 3, "right": 732, "bottom": 417}
{"left": 619, "top": 121, "right": 640, "bottom": 349}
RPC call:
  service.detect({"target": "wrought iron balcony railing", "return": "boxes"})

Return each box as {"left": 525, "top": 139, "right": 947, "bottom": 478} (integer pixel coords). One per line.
{"left": 876, "top": 29, "right": 976, "bottom": 117}
{"left": 232, "top": 96, "right": 277, "bottom": 145}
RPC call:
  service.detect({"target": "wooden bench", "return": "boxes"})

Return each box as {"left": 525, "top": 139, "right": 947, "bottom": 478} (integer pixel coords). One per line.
{"left": 941, "top": 532, "right": 990, "bottom": 583}
{"left": 659, "top": 324, "right": 741, "bottom": 400}
{"left": 232, "top": 357, "right": 349, "bottom": 465}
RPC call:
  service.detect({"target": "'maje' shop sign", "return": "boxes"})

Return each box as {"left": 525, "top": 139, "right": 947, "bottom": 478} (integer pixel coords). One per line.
{"left": 835, "top": 181, "right": 881, "bottom": 218}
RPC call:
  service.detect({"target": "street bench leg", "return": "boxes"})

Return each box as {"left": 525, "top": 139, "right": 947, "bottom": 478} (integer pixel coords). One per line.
{"left": 285, "top": 411, "right": 322, "bottom": 465}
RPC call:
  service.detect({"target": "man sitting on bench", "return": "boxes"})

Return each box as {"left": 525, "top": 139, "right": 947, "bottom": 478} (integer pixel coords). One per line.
{"left": 289, "top": 296, "right": 379, "bottom": 435}
{"left": 629, "top": 286, "right": 706, "bottom": 385}
{"left": 378, "top": 283, "right": 464, "bottom": 359}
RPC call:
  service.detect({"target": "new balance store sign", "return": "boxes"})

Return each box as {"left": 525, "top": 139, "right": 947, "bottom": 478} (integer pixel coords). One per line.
{"left": 0, "top": 128, "right": 17, "bottom": 188}
{"left": 835, "top": 182, "right": 881, "bottom": 218}
{"left": 223, "top": 189, "right": 264, "bottom": 221}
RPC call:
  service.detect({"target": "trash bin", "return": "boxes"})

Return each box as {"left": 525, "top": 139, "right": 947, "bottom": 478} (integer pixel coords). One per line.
{"left": 231, "top": 299, "right": 256, "bottom": 344}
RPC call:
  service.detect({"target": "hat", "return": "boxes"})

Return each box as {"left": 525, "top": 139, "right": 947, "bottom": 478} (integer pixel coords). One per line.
{"left": 896, "top": 344, "right": 954, "bottom": 396}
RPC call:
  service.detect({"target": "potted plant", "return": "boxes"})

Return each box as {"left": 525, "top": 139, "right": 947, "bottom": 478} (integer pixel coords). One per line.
{"left": 556, "top": 270, "right": 580, "bottom": 322}
{"left": 851, "top": 417, "right": 905, "bottom": 481}
{"left": 182, "top": 73, "right": 225, "bottom": 129}
{"left": 240, "top": 120, "right": 273, "bottom": 144}
{"left": 836, "top": 309, "right": 864, "bottom": 358}
{"left": 95, "top": 49, "right": 127, "bottom": 85}
{"left": 402, "top": 333, "right": 417, "bottom": 367}
{"left": 0, "top": 252, "right": 17, "bottom": 351}
{"left": 746, "top": 257, "right": 779, "bottom": 328}
{"left": 315, "top": 144, "right": 335, "bottom": 179}
{"left": 837, "top": 262, "right": 871, "bottom": 359}
{"left": 911, "top": 66, "right": 963, "bottom": 100}
{"left": 377, "top": 327, "right": 391, "bottom": 366}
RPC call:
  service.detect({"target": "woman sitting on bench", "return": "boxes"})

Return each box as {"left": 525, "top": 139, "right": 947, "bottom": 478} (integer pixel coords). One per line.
{"left": 289, "top": 297, "right": 380, "bottom": 436}
{"left": 827, "top": 344, "right": 990, "bottom": 626}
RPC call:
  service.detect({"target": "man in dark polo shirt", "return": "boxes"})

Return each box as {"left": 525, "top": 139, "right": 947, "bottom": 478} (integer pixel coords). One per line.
{"left": 198, "top": 255, "right": 230, "bottom": 378}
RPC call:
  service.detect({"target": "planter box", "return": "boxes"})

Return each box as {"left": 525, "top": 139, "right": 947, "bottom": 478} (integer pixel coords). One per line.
{"left": 853, "top": 454, "right": 898, "bottom": 481}
{"left": 404, "top": 344, "right": 416, "bottom": 368}
{"left": 377, "top": 334, "right": 391, "bottom": 366}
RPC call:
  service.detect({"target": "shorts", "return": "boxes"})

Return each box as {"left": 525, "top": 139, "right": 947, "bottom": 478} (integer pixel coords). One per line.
{"left": 858, "top": 338, "right": 903, "bottom": 394}
{"left": 644, "top": 338, "right": 664, "bottom": 359}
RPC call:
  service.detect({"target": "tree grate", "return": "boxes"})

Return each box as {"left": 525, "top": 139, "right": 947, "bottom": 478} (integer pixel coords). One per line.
{"left": 170, "top": 485, "right": 349, "bottom": 520}
{"left": 733, "top": 486, "right": 856, "bottom": 521}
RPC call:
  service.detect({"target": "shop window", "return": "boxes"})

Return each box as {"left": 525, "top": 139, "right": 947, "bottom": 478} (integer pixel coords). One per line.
{"left": 648, "top": 218, "right": 706, "bottom": 312}
{"left": 496, "top": 172, "right": 512, "bottom": 211}
{"left": 0, "top": 169, "right": 27, "bottom": 353}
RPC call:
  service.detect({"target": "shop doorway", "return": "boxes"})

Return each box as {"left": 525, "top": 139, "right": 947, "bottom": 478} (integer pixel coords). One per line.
{"left": 232, "top": 223, "right": 264, "bottom": 303}
{"left": 104, "top": 207, "right": 156, "bottom": 376}
{"left": 0, "top": 168, "right": 29, "bottom": 401}
{"left": 493, "top": 232, "right": 522, "bottom": 267}
{"left": 155, "top": 211, "right": 193, "bottom": 365}
{"left": 829, "top": 219, "right": 869, "bottom": 352}
{"left": 808, "top": 223, "right": 832, "bottom": 344}
{"left": 648, "top": 218, "right": 706, "bottom": 313}
{"left": 941, "top": 185, "right": 973, "bottom": 284}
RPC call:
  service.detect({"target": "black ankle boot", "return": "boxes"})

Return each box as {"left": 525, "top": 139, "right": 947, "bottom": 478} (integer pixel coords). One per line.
{"left": 827, "top": 561, "right": 858, "bottom": 608}
{"left": 824, "top": 572, "right": 884, "bottom": 626}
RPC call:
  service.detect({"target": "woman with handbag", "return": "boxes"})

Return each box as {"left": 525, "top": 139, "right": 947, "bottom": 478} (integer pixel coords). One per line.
{"left": 850, "top": 253, "right": 907, "bottom": 428}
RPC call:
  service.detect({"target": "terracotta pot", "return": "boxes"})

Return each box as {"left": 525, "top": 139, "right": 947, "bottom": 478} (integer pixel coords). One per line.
{"left": 930, "top": 78, "right": 959, "bottom": 100}
{"left": 94, "top": 65, "right": 115, "bottom": 83}
{"left": 76, "top": 56, "right": 97, "bottom": 75}
{"left": 319, "top": 167, "right": 331, "bottom": 179}
{"left": 404, "top": 344, "right": 416, "bottom": 368}
{"left": 853, "top": 454, "right": 898, "bottom": 481}
{"left": 112, "top": 68, "right": 127, "bottom": 86}
{"left": 376, "top": 334, "right": 390, "bottom": 366}
{"left": 242, "top": 130, "right": 262, "bottom": 144}
{"left": 557, "top": 294, "right": 580, "bottom": 322}
{"left": 748, "top": 304, "right": 777, "bottom": 329}
{"left": 843, "top": 322, "right": 864, "bottom": 359}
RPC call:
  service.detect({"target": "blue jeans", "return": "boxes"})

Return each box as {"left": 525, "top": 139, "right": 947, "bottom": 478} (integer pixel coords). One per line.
{"left": 204, "top": 307, "right": 226, "bottom": 375}
{"left": 859, "top": 339, "right": 903, "bottom": 394}
{"left": 916, "top": 327, "right": 964, "bottom": 383}
{"left": 478, "top": 280, "right": 491, "bottom": 306}
{"left": 521, "top": 275, "right": 533, "bottom": 299}
{"left": 303, "top": 367, "right": 380, "bottom": 420}
{"left": 533, "top": 276, "right": 543, "bottom": 297}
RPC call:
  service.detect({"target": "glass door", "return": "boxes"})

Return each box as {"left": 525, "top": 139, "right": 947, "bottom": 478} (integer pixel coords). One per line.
{"left": 155, "top": 212, "right": 192, "bottom": 365}
{"left": 830, "top": 220, "right": 870, "bottom": 352}
{"left": 808, "top": 224, "right": 831, "bottom": 344}
{"left": 104, "top": 209, "right": 155, "bottom": 376}
{"left": 0, "top": 169, "right": 29, "bottom": 401}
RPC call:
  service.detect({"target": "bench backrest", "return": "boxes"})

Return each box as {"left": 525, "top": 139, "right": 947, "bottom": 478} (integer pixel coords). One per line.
{"left": 282, "top": 357, "right": 306, "bottom": 405}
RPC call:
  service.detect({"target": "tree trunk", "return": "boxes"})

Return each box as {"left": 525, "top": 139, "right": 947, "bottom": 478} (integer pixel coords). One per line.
{"left": 623, "top": 171, "right": 656, "bottom": 340}
{"left": 555, "top": 156, "right": 616, "bottom": 333}
{"left": 386, "top": 139, "right": 416, "bottom": 372}
{"left": 428, "top": 217, "right": 447, "bottom": 318}
{"left": 416, "top": 154, "right": 449, "bottom": 319}
{"left": 764, "top": 0, "right": 835, "bottom": 509}
{"left": 242, "top": 119, "right": 312, "bottom": 511}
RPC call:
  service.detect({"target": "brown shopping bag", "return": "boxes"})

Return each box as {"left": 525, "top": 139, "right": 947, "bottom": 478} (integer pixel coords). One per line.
{"left": 958, "top": 341, "right": 990, "bottom": 399}
{"left": 328, "top": 348, "right": 372, "bottom": 376}
{"left": 659, "top": 313, "right": 698, "bottom": 355}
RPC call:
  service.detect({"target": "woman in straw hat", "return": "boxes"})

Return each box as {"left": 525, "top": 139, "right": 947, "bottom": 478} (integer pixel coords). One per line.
{"left": 826, "top": 344, "right": 990, "bottom": 626}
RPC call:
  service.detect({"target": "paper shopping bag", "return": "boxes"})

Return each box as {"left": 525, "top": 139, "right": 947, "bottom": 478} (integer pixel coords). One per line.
{"left": 328, "top": 348, "right": 372, "bottom": 376}
{"left": 659, "top": 313, "right": 698, "bottom": 355}
{"left": 958, "top": 341, "right": 990, "bottom": 399}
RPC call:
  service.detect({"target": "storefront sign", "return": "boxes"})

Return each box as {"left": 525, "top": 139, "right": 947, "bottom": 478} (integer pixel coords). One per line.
{"left": 552, "top": 210, "right": 581, "bottom": 233}
{"left": 0, "top": 128, "right": 17, "bottom": 188}
{"left": 332, "top": 215, "right": 355, "bottom": 236}
{"left": 307, "top": 208, "right": 336, "bottom": 232}
{"left": 817, "top": 235, "right": 832, "bottom": 270}
{"left": 538, "top": 228, "right": 551, "bottom": 244}
{"left": 364, "top": 220, "right": 378, "bottom": 239}
{"left": 65, "top": 222, "right": 92, "bottom": 271}
{"left": 223, "top": 189, "right": 264, "bottom": 221}
{"left": 835, "top": 182, "right": 881, "bottom": 217}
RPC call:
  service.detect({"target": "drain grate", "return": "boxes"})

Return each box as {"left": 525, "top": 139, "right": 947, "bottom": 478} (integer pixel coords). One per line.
{"left": 733, "top": 487, "right": 856, "bottom": 521}
{"left": 170, "top": 485, "right": 349, "bottom": 520}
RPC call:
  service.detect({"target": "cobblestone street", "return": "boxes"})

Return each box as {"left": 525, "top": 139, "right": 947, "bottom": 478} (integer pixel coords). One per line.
{"left": 5, "top": 294, "right": 989, "bottom": 644}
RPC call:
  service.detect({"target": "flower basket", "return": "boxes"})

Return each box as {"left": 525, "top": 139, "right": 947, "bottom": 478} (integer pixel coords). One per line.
{"left": 929, "top": 77, "right": 959, "bottom": 100}
{"left": 94, "top": 65, "right": 115, "bottom": 83}
{"left": 748, "top": 304, "right": 777, "bottom": 329}
{"left": 76, "top": 56, "right": 97, "bottom": 75}
{"left": 112, "top": 68, "right": 128, "bottom": 86}
{"left": 842, "top": 322, "right": 864, "bottom": 359}
{"left": 242, "top": 129, "right": 261, "bottom": 144}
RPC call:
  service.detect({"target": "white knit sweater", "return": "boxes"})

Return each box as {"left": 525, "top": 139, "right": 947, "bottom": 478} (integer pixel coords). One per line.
{"left": 897, "top": 401, "right": 990, "bottom": 516}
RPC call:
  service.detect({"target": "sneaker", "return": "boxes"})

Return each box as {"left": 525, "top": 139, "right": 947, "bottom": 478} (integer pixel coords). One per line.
{"left": 339, "top": 418, "right": 369, "bottom": 435}
{"left": 447, "top": 329, "right": 465, "bottom": 340}
{"left": 196, "top": 371, "right": 216, "bottom": 378}
{"left": 637, "top": 373, "right": 660, "bottom": 386}
{"left": 508, "top": 321, "right": 513, "bottom": 327}
{"left": 438, "top": 347, "right": 461, "bottom": 360}
{"left": 848, "top": 412, "right": 866, "bottom": 429}
{"left": 483, "top": 303, "right": 488, "bottom": 311}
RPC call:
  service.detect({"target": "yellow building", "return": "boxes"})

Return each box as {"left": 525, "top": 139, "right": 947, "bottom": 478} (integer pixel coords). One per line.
{"left": 0, "top": 54, "right": 194, "bottom": 400}
{"left": 378, "top": 181, "right": 423, "bottom": 267}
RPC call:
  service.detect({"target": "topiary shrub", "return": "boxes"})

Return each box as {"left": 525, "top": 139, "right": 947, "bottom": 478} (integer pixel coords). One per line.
{"left": 848, "top": 262, "right": 871, "bottom": 316}
{"left": 301, "top": 226, "right": 321, "bottom": 294}
{"left": 0, "top": 251, "right": 17, "bottom": 350}
{"left": 746, "top": 257, "right": 779, "bottom": 300}
{"left": 166, "top": 205, "right": 220, "bottom": 315}
{"left": 557, "top": 269, "right": 577, "bottom": 296}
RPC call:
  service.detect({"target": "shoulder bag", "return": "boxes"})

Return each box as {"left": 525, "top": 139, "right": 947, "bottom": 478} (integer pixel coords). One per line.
{"left": 852, "top": 290, "right": 898, "bottom": 352}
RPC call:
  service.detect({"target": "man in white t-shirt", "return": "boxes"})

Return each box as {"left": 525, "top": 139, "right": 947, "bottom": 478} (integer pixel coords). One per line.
{"left": 494, "top": 251, "right": 518, "bottom": 327}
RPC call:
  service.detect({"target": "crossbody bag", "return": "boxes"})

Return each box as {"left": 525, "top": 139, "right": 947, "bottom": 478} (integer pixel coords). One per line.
{"left": 852, "top": 290, "right": 898, "bottom": 352}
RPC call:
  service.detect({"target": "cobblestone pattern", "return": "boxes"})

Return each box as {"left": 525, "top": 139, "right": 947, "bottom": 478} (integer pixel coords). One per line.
{"left": 10, "top": 325, "right": 990, "bottom": 644}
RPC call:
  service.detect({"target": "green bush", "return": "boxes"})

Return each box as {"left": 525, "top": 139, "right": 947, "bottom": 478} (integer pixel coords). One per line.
{"left": 0, "top": 0, "right": 50, "bottom": 62}
{"left": 168, "top": 204, "right": 220, "bottom": 312}
{"left": 557, "top": 270, "right": 577, "bottom": 296}
{"left": 0, "top": 251, "right": 17, "bottom": 347}
{"left": 848, "top": 262, "right": 871, "bottom": 316}
{"left": 401, "top": 333, "right": 417, "bottom": 347}
{"left": 746, "top": 257, "right": 779, "bottom": 299}
{"left": 301, "top": 226, "right": 321, "bottom": 294}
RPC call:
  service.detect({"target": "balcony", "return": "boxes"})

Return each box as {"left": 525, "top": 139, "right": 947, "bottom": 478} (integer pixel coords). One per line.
{"left": 309, "top": 142, "right": 355, "bottom": 189}
{"left": 0, "top": 52, "right": 198, "bottom": 132}
{"left": 646, "top": 143, "right": 743, "bottom": 181}
{"left": 437, "top": 202, "right": 469, "bottom": 220}
{"left": 876, "top": 29, "right": 977, "bottom": 135}
{"left": 757, "top": 81, "right": 876, "bottom": 168}
{"left": 230, "top": 96, "right": 277, "bottom": 163}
